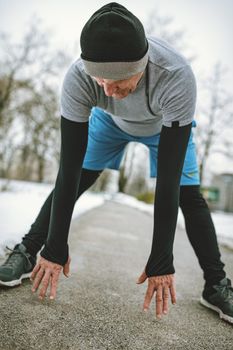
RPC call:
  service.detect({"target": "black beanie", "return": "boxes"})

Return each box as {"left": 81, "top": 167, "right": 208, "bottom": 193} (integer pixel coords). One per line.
{"left": 80, "top": 2, "right": 149, "bottom": 79}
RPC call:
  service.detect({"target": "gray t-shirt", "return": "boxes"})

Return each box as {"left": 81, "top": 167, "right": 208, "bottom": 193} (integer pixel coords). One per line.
{"left": 61, "top": 36, "right": 197, "bottom": 137}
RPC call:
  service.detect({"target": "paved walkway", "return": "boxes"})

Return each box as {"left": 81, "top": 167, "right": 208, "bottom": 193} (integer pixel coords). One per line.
{"left": 0, "top": 200, "right": 232, "bottom": 350}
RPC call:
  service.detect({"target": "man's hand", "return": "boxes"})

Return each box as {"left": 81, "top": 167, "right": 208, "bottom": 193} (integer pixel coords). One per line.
{"left": 136, "top": 270, "right": 176, "bottom": 319}
{"left": 30, "top": 255, "right": 71, "bottom": 300}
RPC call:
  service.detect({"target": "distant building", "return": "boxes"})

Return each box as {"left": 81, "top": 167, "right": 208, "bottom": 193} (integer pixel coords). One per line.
{"left": 210, "top": 173, "right": 233, "bottom": 212}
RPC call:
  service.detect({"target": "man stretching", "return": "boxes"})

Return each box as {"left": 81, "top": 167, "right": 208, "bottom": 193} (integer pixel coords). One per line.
{"left": 0, "top": 2, "right": 232, "bottom": 323}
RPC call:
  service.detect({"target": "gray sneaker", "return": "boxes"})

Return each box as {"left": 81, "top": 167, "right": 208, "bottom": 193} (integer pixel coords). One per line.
{"left": 0, "top": 243, "right": 36, "bottom": 287}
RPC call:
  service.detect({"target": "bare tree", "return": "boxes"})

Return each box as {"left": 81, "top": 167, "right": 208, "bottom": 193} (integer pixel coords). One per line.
{"left": 0, "top": 19, "right": 71, "bottom": 182}
{"left": 118, "top": 143, "right": 137, "bottom": 193}
{"left": 90, "top": 169, "right": 113, "bottom": 193}
{"left": 17, "top": 84, "right": 61, "bottom": 181}
{"left": 195, "top": 62, "right": 233, "bottom": 184}
{"left": 145, "top": 9, "right": 196, "bottom": 62}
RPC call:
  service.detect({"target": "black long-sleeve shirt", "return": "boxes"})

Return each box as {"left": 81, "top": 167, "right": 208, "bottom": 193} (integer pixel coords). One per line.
{"left": 40, "top": 117, "right": 88, "bottom": 265}
{"left": 40, "top": 115, "right": 192, "bottom": 276}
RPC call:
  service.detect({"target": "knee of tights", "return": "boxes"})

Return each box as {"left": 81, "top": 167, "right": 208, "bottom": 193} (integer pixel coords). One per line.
{"left": 179, "top": 185, "right": 208, "bottom": 210}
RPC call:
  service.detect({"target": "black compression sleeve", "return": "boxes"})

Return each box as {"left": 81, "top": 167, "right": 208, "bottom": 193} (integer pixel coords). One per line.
{"left": 145, "top": 122, "right": 192, "bottom": 277}
{"left": 40, "top": 116, "right": 88, "bottom": 265}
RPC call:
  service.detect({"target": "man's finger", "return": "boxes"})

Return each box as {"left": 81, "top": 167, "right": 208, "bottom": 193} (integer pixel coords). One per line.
{"left": 49, "top": 273, "right": 59, "bottom": 300}
{"left": 143, "top": 284, "right": 154, "bottom": 310}
{"left": 38, "top": 270, "right": 51, "bottom": 299}
{"left": 162, "top": 285, "right": 170, "bottom": 314}
{"left": 63, "top": 257, "right": 70, "bottom": 277}
{"left": 32, "top": 267, "right": 44, "bottom": 292}
{"left": 30, "top": 263, "right": 41, "bottom": 280}
{"left": 136, "top": 270, "right": 147, "bottom": 284}
{"left": 155, "top": 285, "right": 163, "bottom": 319}
{"left": 169, "top": 282, "right": 177, "bottom": 304}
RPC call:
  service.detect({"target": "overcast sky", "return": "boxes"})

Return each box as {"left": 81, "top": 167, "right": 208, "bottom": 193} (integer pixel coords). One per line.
{"left": 1, "top": 0, "right": 233, "bottom": 177}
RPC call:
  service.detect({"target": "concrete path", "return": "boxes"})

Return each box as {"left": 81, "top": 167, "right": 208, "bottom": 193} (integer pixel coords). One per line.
{"left": 0, "top": 200, "right": 232, "bottom": 350}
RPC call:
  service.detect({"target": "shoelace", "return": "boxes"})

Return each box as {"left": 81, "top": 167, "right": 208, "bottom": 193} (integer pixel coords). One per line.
{"left": 3, "top": 246, "right": 32, "bottom": 268}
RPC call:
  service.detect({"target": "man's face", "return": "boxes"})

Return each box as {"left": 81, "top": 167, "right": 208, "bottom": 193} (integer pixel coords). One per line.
{"left": 92, "top": 71, "right": 144, "bottom": 99}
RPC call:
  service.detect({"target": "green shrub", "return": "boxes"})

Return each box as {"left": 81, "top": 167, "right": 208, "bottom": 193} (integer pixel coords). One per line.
{"left": 136, "top": 191, "right": 155, "bottom": 204}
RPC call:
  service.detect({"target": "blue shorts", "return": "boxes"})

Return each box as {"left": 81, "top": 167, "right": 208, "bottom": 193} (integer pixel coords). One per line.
{"left": 83, "top": 107, "right": 200, "bottom": 186}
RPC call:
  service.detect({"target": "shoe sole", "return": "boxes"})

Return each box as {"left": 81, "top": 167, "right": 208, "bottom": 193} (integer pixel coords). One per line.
{"left": 0, "top": 272, "right": 32, "bottom": 287}
{"left": 200, "top": 296, "right": 233, "bottom": 324}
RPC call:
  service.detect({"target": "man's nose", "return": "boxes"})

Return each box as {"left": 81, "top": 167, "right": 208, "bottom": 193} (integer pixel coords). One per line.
{"left": 103, "top": 83, "right": 116, "bottom": 96}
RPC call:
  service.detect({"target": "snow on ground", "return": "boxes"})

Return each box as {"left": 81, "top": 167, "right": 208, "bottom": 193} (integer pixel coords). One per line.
{"left": 0, "top": 179, "right": 232, "bottom": 259}
{"left": 0, "top": 179, "right": 105, "bottom": 257}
